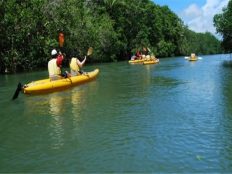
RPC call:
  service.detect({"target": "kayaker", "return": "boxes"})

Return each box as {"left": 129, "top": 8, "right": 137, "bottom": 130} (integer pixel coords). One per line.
{"left": 147, "top": 48, "right": 157, "bottom": 61}
{"left": 147, "top": 47, "right": 152, "bottom": 55}
{"left": 48, "top": 49, "right": 70, "bottom": 81}
{"left": 130, "top": 55, "right": 136, "bottom": 60}
{"left": 190, "top": 53, "right": 196, "bottom": 59}
{"left": 151, "top": 55, "right": 157, "bottom": 61}
{"left": 135, "top": 49, "right": 142, "bottom": 60}
{"left": 142, "top": 47, "right": 150, "bottom": 60}
{"left": 69, "top": 50, "right": 87, "bottom": 76}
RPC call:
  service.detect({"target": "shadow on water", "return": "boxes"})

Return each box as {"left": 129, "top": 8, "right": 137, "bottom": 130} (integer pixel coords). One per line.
{"left": 158, "top": 61, "right": 184, "bottom": 71}
{"left": 222, "top": 54, "right": 232, "bottom": 68}
{"left": 220, "top": 64, "right": 232, "bottom": 169}
{"left": 223, "top": 60, "right": 232, "bottom": 68}
{"left": 151, "top": 76, "right": 184, "bottom": 87}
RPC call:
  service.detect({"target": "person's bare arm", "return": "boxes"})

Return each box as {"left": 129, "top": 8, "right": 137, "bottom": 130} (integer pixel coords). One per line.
{"left": 76, "top": 56, "right": 86, "bottom": 68}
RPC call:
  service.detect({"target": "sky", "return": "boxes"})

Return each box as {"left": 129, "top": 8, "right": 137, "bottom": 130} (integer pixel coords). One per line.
{"left": 153, "top": 0, "right": 229, "bottom": 36}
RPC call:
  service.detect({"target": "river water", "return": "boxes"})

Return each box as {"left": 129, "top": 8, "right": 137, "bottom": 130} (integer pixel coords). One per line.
{"left": 1, "top": 54, "right": 232, "bottom": 172}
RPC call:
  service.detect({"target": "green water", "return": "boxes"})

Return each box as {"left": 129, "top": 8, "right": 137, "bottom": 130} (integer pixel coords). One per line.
{"left": 1, "top": 54, "right": 232, "bottom": 172}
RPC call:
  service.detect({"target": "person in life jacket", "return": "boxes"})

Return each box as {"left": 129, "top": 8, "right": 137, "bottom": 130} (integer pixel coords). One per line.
{"left": 146, "top": 47, "right": 157, "bottom": 61}
{"left": 135, "top": 49, "right": 142, "bottom": 60}
{"left": 69, "top": 50, "right": 87, "bottom": 76}
{"left": 190, "top": 53, "right": 196, "bottom": 59}
{"left": 130, "top": 49, "right": 140, "bottom": 60}
{"left": 142, "top": 47, "right": 151, "bottom": 60}
{"left": 48, "top": 49, "right": 69, "bottom": 81}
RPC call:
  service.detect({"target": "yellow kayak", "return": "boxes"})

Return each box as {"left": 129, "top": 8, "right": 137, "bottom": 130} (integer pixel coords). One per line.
{"left": 23, "top": 69, "right": 99, "bottom": 95}
{"left": 143, "top": 59, "right": 159, "bottom": 65}
{"left": 185, "top": 56, "right": 198, "bottom": 61}
{"left": 188, "top": 57, "right": 198, "bottom": 61}
{"left": 128, "top": 59, "right": 145, "bottom": 64}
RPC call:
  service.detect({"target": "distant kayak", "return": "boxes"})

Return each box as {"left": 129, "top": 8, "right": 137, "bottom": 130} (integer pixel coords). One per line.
{"left": 188, "top": 57, "right": 198, "bottom": 61}
{"left": 143, "top": 59, "right": 159, "bottom": 65}
{"left": 185, "top": 56, "right": 202, "bottom": 61}
{"left": 128, "top": 59, "right": 145, "bottom": 64}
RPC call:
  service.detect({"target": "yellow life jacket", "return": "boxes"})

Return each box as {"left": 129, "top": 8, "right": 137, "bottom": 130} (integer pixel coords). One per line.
{"left": 70, "top": 58, "right": 80, "bottom": 72}
{"left": 48, "top": 59, "right": 61, "bottom": 76}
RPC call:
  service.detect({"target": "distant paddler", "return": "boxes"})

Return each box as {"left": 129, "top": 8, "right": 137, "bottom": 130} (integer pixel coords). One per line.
{"left": 185, "top": 53, "right": 202, "bottom": 61}
{"left": 189, "top": 53, "right": 197, "bottom": 61}
{"left": 130, "top": 48, "right": 142, "bottom": 60}
{"left": 142, "top": 47, "right": 150, "bottom": 60}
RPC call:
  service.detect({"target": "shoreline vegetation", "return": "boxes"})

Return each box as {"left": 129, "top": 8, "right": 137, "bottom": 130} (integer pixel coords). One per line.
{"left": 0, "top": 0, "right": 225, "bottom": 73}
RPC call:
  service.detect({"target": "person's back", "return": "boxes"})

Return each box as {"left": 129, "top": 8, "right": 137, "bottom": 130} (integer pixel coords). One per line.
{"left": 70, "top": 57, "right": 81, "bottom": 76}
{"left": 48, "top": 49, "right": 62, "bottom": 81}
{"left": 142, "top": 47, "right": 148, "bottom": 55}
{"left": 190, "top": 53, "right": 196, "bottom": 58}
{"left": 135, "top": 50, "right": 142, "bottom": 59}
{"left": 48, "top": 58, "right": 61, "bottom": 78}
{"left": 69, "top": 49, "right": 87, "bottom": 76}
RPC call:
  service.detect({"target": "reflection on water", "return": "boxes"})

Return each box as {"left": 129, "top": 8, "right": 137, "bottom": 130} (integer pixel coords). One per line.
{"left": 71, "top": 89, "right": 84, "bottom": 118}
{"left": 24, "top": 93, "right": 67, "bottom": 150}
{"left": 48, "top": 93, "right": 65, "bottom": 149}
{"left": 24, "top": 81, "right": 98, "bottom": 151}
{"left": 49, "top": 94, "right": 65, "bottom": 116}
{"left": 70, "top": 88, "right": 86, "bottom": 131}
{"left": 141, "top": 64, "right": 153, "bottom": 90}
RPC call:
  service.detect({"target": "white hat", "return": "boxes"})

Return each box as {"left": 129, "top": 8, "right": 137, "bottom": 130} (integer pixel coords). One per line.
{"left": 51, "top": 49, "right": 57, "bottom": 56}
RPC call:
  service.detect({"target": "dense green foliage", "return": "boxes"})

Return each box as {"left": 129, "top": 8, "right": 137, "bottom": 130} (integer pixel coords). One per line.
{"left": 214, "top": 0, "right": 232, "bottom": 52}
{"left": 1, "top": 0, "right": 222, "bottom": 73}
{"left": 182, "top": 29, "right": 221, "bottom": 55}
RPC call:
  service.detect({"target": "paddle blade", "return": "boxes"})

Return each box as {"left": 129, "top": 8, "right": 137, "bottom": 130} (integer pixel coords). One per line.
{"left": 87, "top": 47, "right": 93, "bottom": 56}
{"left": 12, "top": 82, "right": 22, "bottom": 100}
{"left": 58, "top": 32, "right": 64, "bottom": 48}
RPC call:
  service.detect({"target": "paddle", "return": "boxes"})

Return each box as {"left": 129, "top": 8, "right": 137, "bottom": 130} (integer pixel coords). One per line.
{"left": 12, "top": 82, "right": 22, "bottom": 100}
{"left": 87, "top": 47, "right": 93, "bottom": 57}
{"left": 185, "top": 56, "right": 202, "bottom": 60}
{"left": 58, "top": 31, "right": 65, "bottom": 49}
